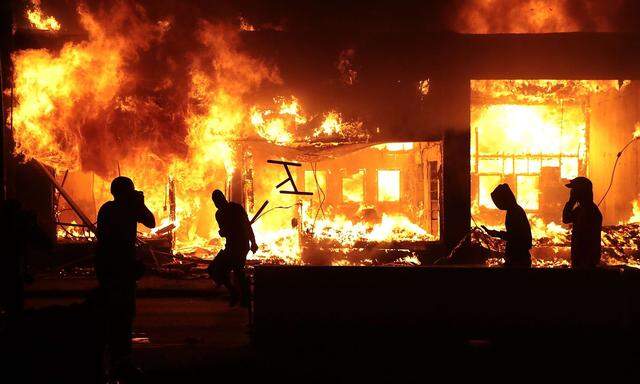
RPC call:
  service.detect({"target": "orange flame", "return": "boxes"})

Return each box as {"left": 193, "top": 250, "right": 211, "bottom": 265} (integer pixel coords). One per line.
{"left": 26, "top": 0, "right": 61, "bottom": 31}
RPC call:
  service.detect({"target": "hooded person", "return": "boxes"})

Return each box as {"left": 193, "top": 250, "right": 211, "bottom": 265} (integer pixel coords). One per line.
{"left": 482, "top": 183, "right": 533, "bottom": 268}
{"left": 562, "top": 177, "right": 602, "bottom": 268}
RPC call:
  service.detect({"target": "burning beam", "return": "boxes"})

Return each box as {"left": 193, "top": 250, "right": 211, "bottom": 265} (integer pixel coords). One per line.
{"left": 34, "top": 160, "right": 96, "bottom": 233}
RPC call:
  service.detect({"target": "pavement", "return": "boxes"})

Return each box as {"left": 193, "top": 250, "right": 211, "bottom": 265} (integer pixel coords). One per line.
{"left": 18, "top": 274, "right": 640, "bottom": 382}
{"left": 23, "top": 275, "right": 259, "bottom": 383}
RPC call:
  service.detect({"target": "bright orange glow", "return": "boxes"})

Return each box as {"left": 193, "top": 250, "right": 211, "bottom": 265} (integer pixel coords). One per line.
{"left": 26, "top": 0, "right": 61, "bottom": 31}
{"left": 250, "top": 97, "right": 366, "bottom": 144}
{"left": 10, "top": 2, "right": 435, "bottom": 266}
{"left": 478, "top": 175, "right": 501, "bottom": 208}
{"left": 377, "top": 170, "right": 400, "bottom": 202}
{"left": 627, "top": 198, "right": 640, "bottom": 224}
{"left": 342, "top": 171, "right": 364, "bottom": 203}
{"left": 374, "top": 142, "right": 414, "bottom": 151}
{"left": 472, "top": 104, "right": 585, "bottom": 161}
{"left": 516, "top": 175, "right": 539, "bottom": 210}
{"left": 305, "top": 170, "right": 327, "bottom": 194}
{"left": 453, "top": 0, "right": 616, "bottom": 34}
{"left": 308, "top": 205, "right": 436, "bottom": 247}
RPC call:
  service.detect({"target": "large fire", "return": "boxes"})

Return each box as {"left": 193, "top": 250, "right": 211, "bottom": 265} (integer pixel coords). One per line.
{"left": 9, "top": 3, "right": 639, "bottom": 269}
{"left": 472, "top": 80, "right": 639, "bottom": 268}
{"left": 9, "top": 2, "right": 434, "bottom": 266}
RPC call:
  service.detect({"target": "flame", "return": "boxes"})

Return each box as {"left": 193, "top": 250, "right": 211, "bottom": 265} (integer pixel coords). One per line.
{"left": 374, "top": 142, "right": 414, "bottom": 151}
{"left": 251, "top": 97, "right": 366, "bottom": 144}
{"left": 634, "top": 122, "right": 640, "bottom": 139}
{"left": 10, "top": 3, "right": 433, "bottom": 267}
{"left": 628, "top": 198, "right": 640, "bottom": 224}
{"left": 13, "top": 4, "right": 157, "bottom": 171}
{"left": 377, "top": 170, "right": 400, "bottom": 202}
{"left": 26, "top": 0, "right": 61, "bottom": 31}
{"left": 472, "top": 80, "right": 639, "bottom": 269}
{"left": 239, "top": 16, "right": 255, "bottom": 32}
{"left": 250, "top": 96, "right": 305, "bottom": 144}
{"left": 308, "top": 211, "right": 435, "bottom": 247}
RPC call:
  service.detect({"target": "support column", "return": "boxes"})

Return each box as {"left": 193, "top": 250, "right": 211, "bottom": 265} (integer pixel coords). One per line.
{"left": 439, "top": 77, "right": 471, "bottom": 252}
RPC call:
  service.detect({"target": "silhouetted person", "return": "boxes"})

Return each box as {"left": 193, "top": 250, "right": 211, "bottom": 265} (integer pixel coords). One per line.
{"left": 483, "top": 184, "right": 532, "bottom": 268}
{"left": 562, "top": 177, "right": 602, "bottom": 268}
{"left": 0, "top": 199, "right": 51, "bottom": 318}
{"left": 96, "top": 177, "right": 155, "bottom": 379}
{"left": 211, "top": 189, "right": 258, "bottom": 307}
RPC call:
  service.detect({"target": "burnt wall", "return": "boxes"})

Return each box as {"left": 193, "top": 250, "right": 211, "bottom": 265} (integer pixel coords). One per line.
{"left": 591, "top": 83, "right": 640, "bottom": 224}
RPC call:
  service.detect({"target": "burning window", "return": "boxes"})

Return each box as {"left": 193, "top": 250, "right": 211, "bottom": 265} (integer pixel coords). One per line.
{"left": 471, "top": 79, "right": 640, "bottom": 268}
{"left": 471, "top": 80, "right": 598, "bottom": 223}
{"left": 246, "top": 141, "right": 442, "bottom": 265}
{"left": 305, "top": 170, "right": 327, "bottom": 195}
{"left": 516, "top": 175, "right": 539, "bottom": 210}
{"left": 377, "top": 170, "right": 400, "bottom": 202}
{"left": 342, "top": 170, "right": 365, "bottom": 203}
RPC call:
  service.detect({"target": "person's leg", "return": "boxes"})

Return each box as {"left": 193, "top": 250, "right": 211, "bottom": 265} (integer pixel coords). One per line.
{"left": 228, "top": 247, "right": 249, "bottom": 307}
{"left": 107, "top": 283, "right": 135, "bottom": 364}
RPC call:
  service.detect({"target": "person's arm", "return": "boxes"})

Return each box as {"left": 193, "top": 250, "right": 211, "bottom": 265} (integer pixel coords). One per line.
{"left": 482, "top": 225, "right": 507, "bottom": 240}
{"left": 134, "top": 192, "right": 156, "bottom": 228}
{"left": 216, "top": 210, "right": 228, "bottom": 238}
{"left": 562, "top": 201, "right": 576, "bottom": 224}
{"left": 138, "top": 204, "right": 156, "bottom": 229}
{"left": 96, "top": 205, "right": 108, "bottom": 242}
{"left": 244, "top": 209, "right": 258, "bottom": 253}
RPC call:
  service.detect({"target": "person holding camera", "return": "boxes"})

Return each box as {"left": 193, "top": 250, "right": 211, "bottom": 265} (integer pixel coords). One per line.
{"left": 562, "top": 177, "right": 602, "bottom": 268}
{"left": 96, "top": 176, "right": 155, "bottom": 379}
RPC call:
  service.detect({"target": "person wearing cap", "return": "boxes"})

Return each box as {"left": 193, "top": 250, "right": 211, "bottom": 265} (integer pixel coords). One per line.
{"left": 562, "top": 176, "right": 602, "bottom": 268}
{"left": 96, "top": 176, "right": 155, "bottom": 379}
{"left": 482, "top": 183, "right": 533, "bottom": 267}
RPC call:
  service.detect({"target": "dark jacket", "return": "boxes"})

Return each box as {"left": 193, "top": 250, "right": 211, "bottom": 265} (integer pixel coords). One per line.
{"left": 215, "top": 202, "right": 255, "bottom": 254}
{"left": 490, "top": 184, "right": 532, "bottom": 267}
{"left": 563, "top": 201, "right": 602, "bottom": 268}
{"left": 96, "top": 199, "right": 154, "bottom": 283}
{"left": 496, "top": 205, "right": 533, "bottom": 267}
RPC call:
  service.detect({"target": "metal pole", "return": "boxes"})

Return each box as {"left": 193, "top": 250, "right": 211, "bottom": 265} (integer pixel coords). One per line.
{"left": 1, "top": 55, "right": 6, "bottom": 201}
{"left": 34, "top": 159, "right": 97, "bottom": 233}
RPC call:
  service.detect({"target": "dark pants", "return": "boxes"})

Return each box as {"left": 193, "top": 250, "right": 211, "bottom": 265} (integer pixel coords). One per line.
{"left": 504, "top": 251, "right": 532, "bottom": 268}
{"left": 99, "top": 280, "right": 136, "bottom": 363}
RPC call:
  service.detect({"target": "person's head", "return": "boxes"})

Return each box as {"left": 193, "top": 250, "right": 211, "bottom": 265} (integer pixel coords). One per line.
{"left": 211, "top": 189, "right": 227, "bottom": 209}
{"left": 565, "top": 176, "right": 594, "bottom": 203}
{"left": 490, "top": 183, "right": 518, "bottom": 210}
{"left": 110, "top": 176, "right": 135, "bottom": 201}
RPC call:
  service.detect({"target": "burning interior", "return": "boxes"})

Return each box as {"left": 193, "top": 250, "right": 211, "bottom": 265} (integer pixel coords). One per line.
{"left": 4, "top": 2, "right": 640, "bottom": 271}
{"left": 471, "top": 80, "right": 640, "bottom": 267}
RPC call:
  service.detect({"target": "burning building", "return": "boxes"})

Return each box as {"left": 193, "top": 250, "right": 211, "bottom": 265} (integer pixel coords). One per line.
{"left": 2, "top": 1, "right": 640, "bottom": 269}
